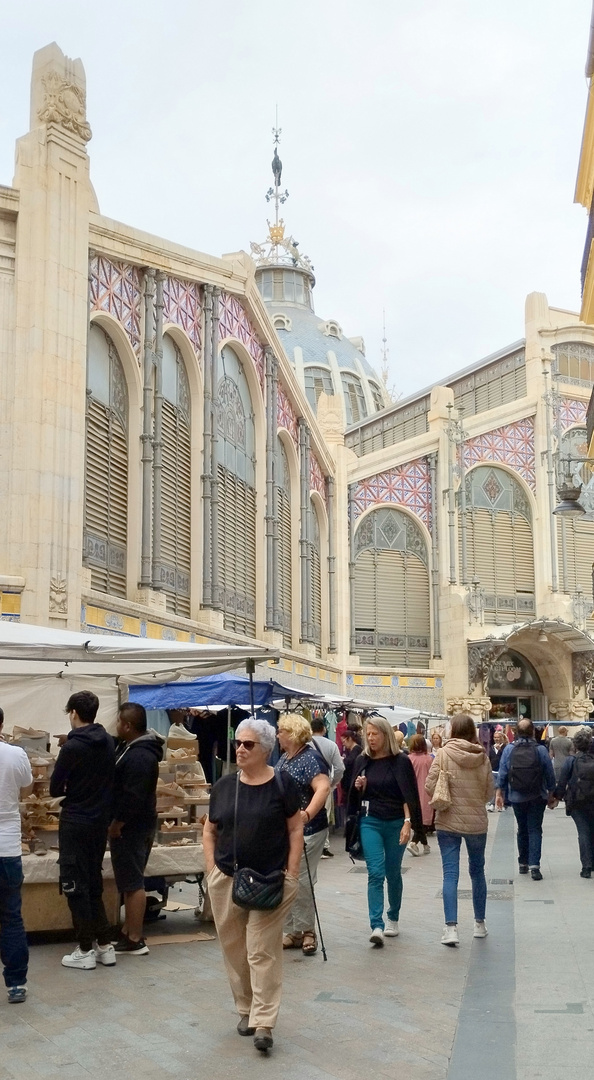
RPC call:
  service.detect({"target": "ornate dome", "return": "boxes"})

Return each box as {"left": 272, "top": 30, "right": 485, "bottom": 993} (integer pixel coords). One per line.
{"left": 251, "top": 130, "right": 388, "bottom": 426}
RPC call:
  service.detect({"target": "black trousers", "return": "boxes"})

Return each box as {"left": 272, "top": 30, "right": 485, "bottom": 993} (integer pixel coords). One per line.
{"left": 571, "top": 808, "right": 594, "bottom": 871}
{"left": 58, "top": 819, "right": 112, "bottom": 952}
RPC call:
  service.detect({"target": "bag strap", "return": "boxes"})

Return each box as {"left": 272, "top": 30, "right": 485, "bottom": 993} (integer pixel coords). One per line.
{"left": 233, "top": 771, "right": 241, "bottom": 872}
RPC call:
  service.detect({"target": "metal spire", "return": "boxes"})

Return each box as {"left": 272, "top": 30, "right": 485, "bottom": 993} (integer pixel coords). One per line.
{"left": 265, "top": 112, "right": 289, "bottom": 251}
{"left": 381, "top": 309, "right": 390, "bottom": 388}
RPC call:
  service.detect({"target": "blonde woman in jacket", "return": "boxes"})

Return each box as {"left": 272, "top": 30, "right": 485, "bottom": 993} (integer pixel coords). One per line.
{"left": 425, "top": 714, "right": 494, "bottom": 947}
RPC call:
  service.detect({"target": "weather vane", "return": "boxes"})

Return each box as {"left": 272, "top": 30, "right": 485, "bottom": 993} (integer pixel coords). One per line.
{"left": 249, "top": 114, "right": 313, "bottom": 275}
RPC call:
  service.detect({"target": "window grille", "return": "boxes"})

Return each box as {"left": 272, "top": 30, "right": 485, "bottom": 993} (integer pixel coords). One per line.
{"left": 353, "top": 508, "right": 430, "bottom": 667}
{"left": 157, "top": 336, "right": 191, "bottom": 616}
{"left": 345, "top": 396, "right": 429, "bottom": 456}
{"left": 304, "top": 367, "right": 334, "bottom": 409}
{"left": 277, "top": 439, "right": 292, "bottom": 648}
{"left": 449, "top": 350, "right": 526, "bottom": 416}
{"left": 215, "top": 346, "right": 257, "bottom": 635}
{"left": 552, "top": 342, "right": 594, "bottom": 388}
{"left": 462, "top": 467, "right": 535, "bottom": 623}
{"left": 311, "top": 501, "right": 322, "bottom": 657}
{"left": 341, "top": 373, "right": 368, "bottom": 425}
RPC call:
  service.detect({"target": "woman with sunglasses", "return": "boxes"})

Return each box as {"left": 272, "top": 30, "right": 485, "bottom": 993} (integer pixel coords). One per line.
{"left": 276, "top": 713, "right": 331, "bottom": 956}
{"left": 203, "top": 718, "right": 303, "bottom": 1054}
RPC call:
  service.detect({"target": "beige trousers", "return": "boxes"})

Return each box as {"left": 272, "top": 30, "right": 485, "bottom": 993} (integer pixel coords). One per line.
{"left": 284, "top": 826, "right": 328, "bottom": 935}
{"left": 208, "top": 866, "right": 298, "bottom": 1030}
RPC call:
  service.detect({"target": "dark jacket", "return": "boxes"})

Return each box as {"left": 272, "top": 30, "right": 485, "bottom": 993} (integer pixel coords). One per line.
{"left": 112, "top": 732, "right": 163, "bottom": 829}
{"left": 49, "top": 722, "right": 115, "bottom": 825}
{"left": 341, "top": 744, "right": 362, "bottom": 796}
{"left": 489, "top": 745, "right": 506, "bottom": 771}
{"left": 555, "top": 752, "right": 594, "bottom": 815}
{"left": 346, "top": 751, "right": 422, "bottom": 832}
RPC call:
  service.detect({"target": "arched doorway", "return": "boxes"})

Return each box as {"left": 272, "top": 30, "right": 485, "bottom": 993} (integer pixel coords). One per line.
{"left": 487, "top": 649, "right": 545, "bottom": 723}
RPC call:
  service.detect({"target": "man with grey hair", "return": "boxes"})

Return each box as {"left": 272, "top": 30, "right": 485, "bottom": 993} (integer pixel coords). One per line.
{"left": 552, "top": 726, "right": 594, "bottom": 877}
{"left": 496, "top": 719, "right": 556, "bottom": 879}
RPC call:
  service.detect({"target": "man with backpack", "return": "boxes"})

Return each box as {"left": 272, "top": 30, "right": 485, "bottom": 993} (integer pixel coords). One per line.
{"left": 551, "top": 727, "right": 594, "bottom": 878}
{"left": 495, "top": 719, "right": 556, "bottom": 880}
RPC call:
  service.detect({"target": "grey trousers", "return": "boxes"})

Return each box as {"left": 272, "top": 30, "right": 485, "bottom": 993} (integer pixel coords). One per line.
{"left": 284, "top": 826, "right": 328, "bottom": 935}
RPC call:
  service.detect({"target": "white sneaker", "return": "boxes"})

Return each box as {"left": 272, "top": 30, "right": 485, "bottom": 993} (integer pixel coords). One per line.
{"left": 384, "top": 919, "right": 399, "bottom": 937}
{"left": 473, "top": 920, "right": 488, "bottom": 938}
{"left": 407, "top": 841, "right": 421, "bottom": 857}
{"left": 94, "top": 943, "right": 116, "bottom": 966}
{"left": 369, "top": 928, "right": 385, "bottom": 947}
{"left": 61, "top": 947, "right": 96, "bottom": 970}
{"left": 441, "top": 924, "right": 459, "bottom": 947}
{"left": 421, "top": 844, "right": 431, "bottom": 855}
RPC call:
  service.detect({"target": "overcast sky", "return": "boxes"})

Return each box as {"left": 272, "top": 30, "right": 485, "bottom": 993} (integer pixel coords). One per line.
{"left": 1, "top": 1, "right": 592, "bottom": 398}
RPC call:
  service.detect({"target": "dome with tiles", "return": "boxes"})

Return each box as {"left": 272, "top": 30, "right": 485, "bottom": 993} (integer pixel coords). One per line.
{"left": 250, "top": 135, "right": 388, "bottom": 426}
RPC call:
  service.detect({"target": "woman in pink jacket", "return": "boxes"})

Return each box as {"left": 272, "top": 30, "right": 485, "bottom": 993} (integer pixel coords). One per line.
{"left": 425, "top": 714, "right": 494, "bottom": 948}
{"left": 407, "top": 734, "right": 433, "bottom": 856}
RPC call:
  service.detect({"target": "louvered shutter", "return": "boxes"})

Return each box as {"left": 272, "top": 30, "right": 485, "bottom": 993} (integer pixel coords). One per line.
{"left": 311, "top": 505, "right": 322, "bottom": 657}
{"left": 277, "top": 487, "right": 292, "bottom": 647}
{"left": 160, "top": 399, "right": 191, "bottom": 617}
{"left": 463, "top": 501, "right": 534, "bottom": 623}
{"left": 557, "top": 518, "right": 594, "bottom": 630}
{"left": 84, "top": 391, "right": 127, "bottom": 597}
{"left": 217, "top": 464, "right": 256, "bottom": 636}
{"left": 353, "top": 511, "right": 430, "bottom": 668}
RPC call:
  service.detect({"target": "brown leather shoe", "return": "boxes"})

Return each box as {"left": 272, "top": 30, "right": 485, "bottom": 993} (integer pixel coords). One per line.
{"left": 254, "top": 1028, "right": 273, "bottom": 1052}
{"left": 302, "top": 930, "right": 317, "bottom": 955}
{"left": 237, "top": 1016, "right": 255, "bottom": 1036}
{"left": 282, "top": 933, "right": 303, "bottom": 949}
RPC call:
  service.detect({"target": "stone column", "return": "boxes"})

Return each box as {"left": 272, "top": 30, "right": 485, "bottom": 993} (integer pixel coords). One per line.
{"left": 9, "top": 45, "right": 94, "bottom": 626}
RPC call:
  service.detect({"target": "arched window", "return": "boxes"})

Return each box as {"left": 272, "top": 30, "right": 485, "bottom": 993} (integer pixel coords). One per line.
{"left": 463, "top": 467, "right": 535, "bottom": 622}
{"left": 84, "top": 324, "right": 128, "bottom": 597}
{"left": 369, "top": 381, "right": 385, "bottom": 412}
{"left": 304, "top": 367, "right": 334, "bottom": 410}
{"left": 277, "top": 439, "right": 292, "bottom": 648}
{"left": 552, "top": 342, "right": 594, "bottom": 388}
{"left": 159, "top": 335, "right": 191, "bottom": 616}
{"left": 556, "top": 427, "right": 594, "bottom": 629}
{"left": 215, "top": 346, "right": 256, "bottom": 636}
{"left": 341, "top": 372, "right": 368, "bottom": 424}
{"left": 353, "top": 508, "right": 430, "bottom": 667}
{"left": 310, "top": 500, "right": 322, "bottom": 658}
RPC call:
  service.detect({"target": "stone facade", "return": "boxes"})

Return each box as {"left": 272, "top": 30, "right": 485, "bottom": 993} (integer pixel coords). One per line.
{"left": 0, "top": 44, "right": 593, "bottom": 721}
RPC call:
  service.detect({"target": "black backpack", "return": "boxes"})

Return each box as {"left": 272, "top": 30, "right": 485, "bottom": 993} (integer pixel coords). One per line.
{"left": 571, "top": 755, "right": 594, "bottom": 808}
{"left": 508, "top": 741, "right": 542, "bottom": 797}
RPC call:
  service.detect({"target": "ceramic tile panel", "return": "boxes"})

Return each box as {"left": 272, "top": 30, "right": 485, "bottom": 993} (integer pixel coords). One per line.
{"left": 310, "top": 452, "right": 327, "bottom": 503}
{"left": 462, "top": 416, "right": 536, "bottom": 491}
{"left": 163, "top": 277, "right": 202, "bottom": 356}
{"left": 89, "top": 255, "right": 142, "bottom": 357}
{"left": 219, "top": 292, "right": 265, "bottom": 390}
{"left": 277, "top": 382, "right": 299, "bottom": 445}
{"left": 352, "top": 458, "right": 431, "bottom": 529}
{"left": 556, "top": 397, "right": 587, "bottom": 432}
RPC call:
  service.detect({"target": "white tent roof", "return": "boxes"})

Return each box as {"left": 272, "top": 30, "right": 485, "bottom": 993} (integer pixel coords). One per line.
{"left": 0, "top": 621, "right": 278, "bottom": 678}
{"left": 0, "top": 623, "right": 279, "bottom": 737}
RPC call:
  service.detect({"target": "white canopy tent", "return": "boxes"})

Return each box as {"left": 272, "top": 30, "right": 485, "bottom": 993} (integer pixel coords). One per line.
{"left": 0, "top": 622, "right": 279, "bottom": 738}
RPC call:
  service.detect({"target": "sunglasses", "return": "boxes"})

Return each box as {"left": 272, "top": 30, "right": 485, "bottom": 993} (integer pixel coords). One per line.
{"left": 233, "top": 739, "right": 260, "bottom": 750}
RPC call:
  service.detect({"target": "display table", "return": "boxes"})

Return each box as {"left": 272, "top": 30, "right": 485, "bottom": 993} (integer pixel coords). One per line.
{"left": 21, "top": 844, "right": 205, "bottom": 932}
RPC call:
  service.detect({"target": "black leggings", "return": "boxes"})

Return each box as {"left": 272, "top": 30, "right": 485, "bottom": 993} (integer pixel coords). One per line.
{"left": 412, "top": 824, "right": 428, "bottom": 846}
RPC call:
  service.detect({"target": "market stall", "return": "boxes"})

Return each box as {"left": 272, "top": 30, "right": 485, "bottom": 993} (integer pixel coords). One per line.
{"left": 3, "top": 623, "right": 279, "bottom": 931}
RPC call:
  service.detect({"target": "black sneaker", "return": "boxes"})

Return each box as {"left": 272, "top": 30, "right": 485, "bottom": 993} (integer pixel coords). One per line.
{"left": 581, "top": 868, "right": 592, "bottom": 878}
{"left": 114, "top": 934, "right": 149, "bottom": 955}
{"left": 518, "top": 864, "right": 529, "bottom": 874}
{"left": 530, "top": 868, "right": 543, "bottom": 881}
{"left": 321, "top": 849, "right": 334, "bottom": 859}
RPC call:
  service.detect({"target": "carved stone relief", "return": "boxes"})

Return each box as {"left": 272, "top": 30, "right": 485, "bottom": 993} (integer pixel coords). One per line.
{"left": 38, "top": 70, "right": 92, "bottom": 142}
{"left": 49, "top": 578, "right": 68, "bottom": 614}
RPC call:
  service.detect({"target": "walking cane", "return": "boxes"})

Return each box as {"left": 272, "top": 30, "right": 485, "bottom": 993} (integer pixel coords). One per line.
{"left": 303, "top": 843, "right": 328, "bottom": 961}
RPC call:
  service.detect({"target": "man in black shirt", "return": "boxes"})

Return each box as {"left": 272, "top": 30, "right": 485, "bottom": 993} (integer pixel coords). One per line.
{"left": 50, "top": 691, "right": 115, "bottom": 970}
{"left": 108, "top": 702, "right": 163, "bottom": 956}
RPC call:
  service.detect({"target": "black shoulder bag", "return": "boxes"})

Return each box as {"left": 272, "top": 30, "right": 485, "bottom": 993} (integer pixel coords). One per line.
{"left": 345, "top": 760, "right": 366, "bottom": 863}
{"left": 231, "top": 771, "right": 287, "bottom": 911}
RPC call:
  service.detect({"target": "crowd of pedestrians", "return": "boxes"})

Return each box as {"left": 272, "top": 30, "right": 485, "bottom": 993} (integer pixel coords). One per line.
{"left": 0, "top": 696, "right": 591, "bottom": 1059}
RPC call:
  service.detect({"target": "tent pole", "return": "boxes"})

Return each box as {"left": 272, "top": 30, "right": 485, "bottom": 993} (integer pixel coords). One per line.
{"left": 226, "top": 704, "right": 232, "bottom": 776}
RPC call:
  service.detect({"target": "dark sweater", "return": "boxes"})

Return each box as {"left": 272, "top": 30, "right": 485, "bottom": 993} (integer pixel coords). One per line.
{"left": 347, "top": 751, "right": 422, "bottom": 832}
{"left": 50, "top": 723, "right": 115, "bottom": 825}
{"left": 112, "top": 732, "right": 163, "bottom": 829}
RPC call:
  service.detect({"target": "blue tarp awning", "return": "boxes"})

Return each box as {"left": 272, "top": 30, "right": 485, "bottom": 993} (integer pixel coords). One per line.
{"left": 128, "top": 670, "right": 307, "bottom": 711}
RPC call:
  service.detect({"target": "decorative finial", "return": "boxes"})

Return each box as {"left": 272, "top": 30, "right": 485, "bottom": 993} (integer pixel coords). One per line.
{"left": 381, "top": 309, "right": 389, "bottom": 387}
{"left": 249, "top": 117, "right": 314, "bottom": 277}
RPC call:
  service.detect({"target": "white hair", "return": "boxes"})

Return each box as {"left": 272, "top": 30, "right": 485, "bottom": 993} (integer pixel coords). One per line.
{"left": 236, "top": 717, "right": 277, "bottom": 755}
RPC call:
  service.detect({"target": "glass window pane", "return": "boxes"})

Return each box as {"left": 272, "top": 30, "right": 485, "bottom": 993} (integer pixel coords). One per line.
{"left": 87, "top": 325, "right": 111, "bottom": 405}
{"left": 162, "top": 336, "right": 178, "bottom": 404}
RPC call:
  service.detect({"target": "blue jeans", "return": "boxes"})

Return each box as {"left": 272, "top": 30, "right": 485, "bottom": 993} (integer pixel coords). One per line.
{"left": 437, "top": 831, "right": 487, "bottom": 924}
{"left": 0, "top": 857, "right": 28, "bottom": 988}
{"left": 360, "top": 816, "right": 405, "bottom": 931}
{"left": 512, "top": 798, "right": 546, "bottom": 868}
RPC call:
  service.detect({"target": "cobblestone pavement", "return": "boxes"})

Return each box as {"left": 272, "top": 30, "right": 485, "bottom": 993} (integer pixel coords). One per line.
{"left": 0, "top": 809, "right": 592, "bottom": 1079}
